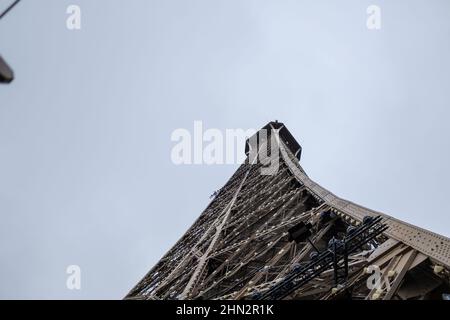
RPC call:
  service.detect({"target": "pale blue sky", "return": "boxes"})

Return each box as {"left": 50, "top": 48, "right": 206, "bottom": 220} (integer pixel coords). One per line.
{"left": 0, "top": 0, "right": 449, "bottom": 299}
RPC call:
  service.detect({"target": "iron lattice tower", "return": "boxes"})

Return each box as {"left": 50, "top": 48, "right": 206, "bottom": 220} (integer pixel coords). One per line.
{"left": 127, "top": 121, "right": 450, "bottom": 300}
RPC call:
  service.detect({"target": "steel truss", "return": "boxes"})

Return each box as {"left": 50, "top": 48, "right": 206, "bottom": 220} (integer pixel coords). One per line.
{"left": 126, "top": 121, "right": 450, "bottom": 300}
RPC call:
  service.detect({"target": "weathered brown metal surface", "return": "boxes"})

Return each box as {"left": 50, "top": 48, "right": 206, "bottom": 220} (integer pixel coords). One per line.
{"left": 126, "top": 122, "right": 450, "bottom": 300}
{"left": 277, "top": 136, "right": 450, "bottom": 268}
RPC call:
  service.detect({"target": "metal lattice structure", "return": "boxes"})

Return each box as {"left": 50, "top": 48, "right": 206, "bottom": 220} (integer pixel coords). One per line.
{"left": 126, "top": 121, "right": 450, "bottom": 300}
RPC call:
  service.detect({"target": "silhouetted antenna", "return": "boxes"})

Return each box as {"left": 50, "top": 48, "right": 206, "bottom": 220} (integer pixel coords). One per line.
{"left": 0, "top": 0, "right": 21, "bottom": 83}
{"left": 0, "top": 0, "right": 21, "bottom": 20}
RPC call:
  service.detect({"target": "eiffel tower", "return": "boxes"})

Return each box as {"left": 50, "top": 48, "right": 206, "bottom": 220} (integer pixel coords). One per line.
{"left": 126, "top": 121, "right": 450, "bottom": 300}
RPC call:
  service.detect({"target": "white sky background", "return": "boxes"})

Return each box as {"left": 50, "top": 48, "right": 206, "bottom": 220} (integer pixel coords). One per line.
{"left": 0, "top": 0, "right": 449, "bottom": 299}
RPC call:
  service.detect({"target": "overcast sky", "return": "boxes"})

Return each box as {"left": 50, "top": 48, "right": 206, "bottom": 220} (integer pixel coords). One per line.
{"left": 0, "top": 0, "right": 449, "bottom": 299}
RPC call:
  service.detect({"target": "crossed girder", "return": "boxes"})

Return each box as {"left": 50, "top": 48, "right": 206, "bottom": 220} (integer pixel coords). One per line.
{"left": 126, "top": 122, "right": 450, "bottom": 300}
